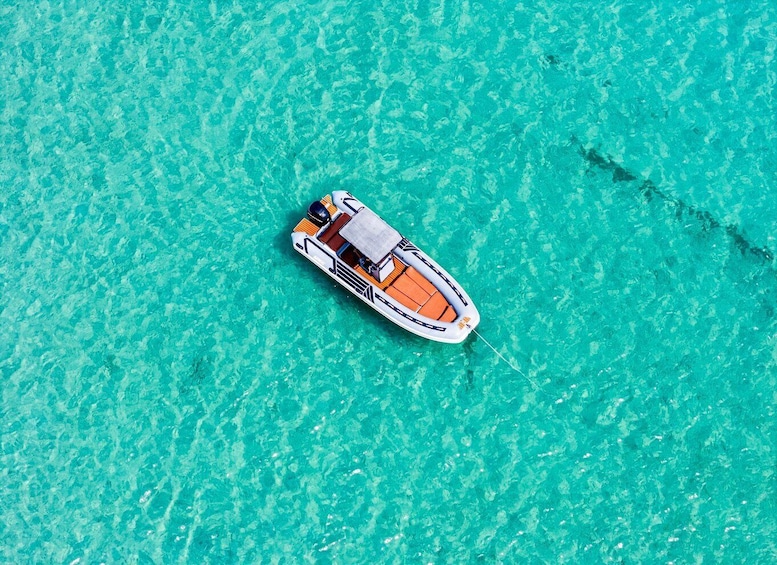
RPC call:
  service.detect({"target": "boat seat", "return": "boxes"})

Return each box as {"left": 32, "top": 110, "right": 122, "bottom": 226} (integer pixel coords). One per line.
{"left": 319, "top": 212, "right": 352, "bottom": 251}
{"left": 418, "top": 291, "right": 449, "bottom": 320}
{"left": 391, "top": 271, "right": 432, "bottom": 307}
{"left": 405, "top": 267, "right": 437, "bottom": 294}
{"left": 338, "top": 243, "right": 362, "bottom": 267}
{"left": 438, "top": 305, "right": 457, "bottom": 323}
{"left": 384, "top": 267, "right": 457, "bottom": 322}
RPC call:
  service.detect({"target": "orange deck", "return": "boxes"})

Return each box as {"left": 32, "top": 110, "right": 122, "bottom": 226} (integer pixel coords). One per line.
{"left": 321, "top": 194, "right": 338, "bottom": 215}
{"left": 293, "top": 217, "right": 320, "bottom": 235}
{"left": 293, "top": 195, "right": 340, "bottom": 235}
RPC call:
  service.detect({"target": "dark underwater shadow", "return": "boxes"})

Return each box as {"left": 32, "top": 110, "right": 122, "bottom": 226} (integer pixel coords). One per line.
{"left": 571, "top": 135, "right": 774, "bottom": 264}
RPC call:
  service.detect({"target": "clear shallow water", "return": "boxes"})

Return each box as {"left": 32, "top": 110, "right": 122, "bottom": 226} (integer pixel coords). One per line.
{"left": 1, "top": 0, "right": 776, "bottom": 562}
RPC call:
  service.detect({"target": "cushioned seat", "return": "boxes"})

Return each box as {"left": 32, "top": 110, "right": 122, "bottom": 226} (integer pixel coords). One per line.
{"left": 384, "top": 266, "right": 457, "bottom": 321}
{"left": 319, "top": 213, "right": 352, "bottom": 251}
{"left": 391, "top": 272, "right": 432, "bottom": 307}
{"left": 418, "top": 291, "right": 449, "bottom": 320}
{"left": 386, "top": 285, "right": 422, "bottom": 312}
{"left": 438, "top": 305, "right": 457, "bottom": 322}
{"left": 405, "top": 267, "right": 437, "bottom": 294}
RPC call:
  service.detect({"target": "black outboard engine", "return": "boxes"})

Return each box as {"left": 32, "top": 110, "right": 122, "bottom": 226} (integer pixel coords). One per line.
{"left": 307, "top": 201, "right": 331, "bottom": 227}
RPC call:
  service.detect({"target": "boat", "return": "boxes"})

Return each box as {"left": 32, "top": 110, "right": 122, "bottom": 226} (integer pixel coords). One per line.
{"left": 291, "top": 191, "right": 480, "bottom": 343}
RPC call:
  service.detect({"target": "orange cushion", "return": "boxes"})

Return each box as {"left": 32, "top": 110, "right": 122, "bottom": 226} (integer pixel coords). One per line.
{"left": 418, "top": 291, "right": 449, "bottom": 320}
{"left": 392, "top": 273, "right": 431, "bottom": 306}
{"left": 405, "top": 267, "right": 437, "bottom": 295}
{"left": 385, "top": 285, "right": 421, "bottom": 312}
{"left": 439, "top": 305, "right": 457, "bottom": 323}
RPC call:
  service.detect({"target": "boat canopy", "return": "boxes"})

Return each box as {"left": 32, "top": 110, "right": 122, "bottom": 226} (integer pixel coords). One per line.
{"left": 339, "top": 208, "right": 402, "bottom": 263}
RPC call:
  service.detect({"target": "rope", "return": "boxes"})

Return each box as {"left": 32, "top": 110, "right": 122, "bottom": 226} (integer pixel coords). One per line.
{"left": 470, "top": 327, "right": 543, "bottom": 391}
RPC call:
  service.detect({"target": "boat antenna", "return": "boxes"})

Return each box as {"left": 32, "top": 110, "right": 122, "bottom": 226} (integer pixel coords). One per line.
{"left": 468, "top": 326, "right": 544, "bottom": 391}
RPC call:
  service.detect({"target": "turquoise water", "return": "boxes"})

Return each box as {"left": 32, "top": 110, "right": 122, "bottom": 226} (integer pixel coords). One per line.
{"left": 2, "top": 0, "right": 776, "bottom": 562}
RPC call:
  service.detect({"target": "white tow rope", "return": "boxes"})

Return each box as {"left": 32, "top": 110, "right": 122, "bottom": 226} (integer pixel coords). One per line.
{"left": 470, "top": 327, "right": 543, "bottom": 391}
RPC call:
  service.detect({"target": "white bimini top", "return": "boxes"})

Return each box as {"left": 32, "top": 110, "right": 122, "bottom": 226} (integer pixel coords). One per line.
{"left": 339, "top": 208, "right": 402, "bottom": 263}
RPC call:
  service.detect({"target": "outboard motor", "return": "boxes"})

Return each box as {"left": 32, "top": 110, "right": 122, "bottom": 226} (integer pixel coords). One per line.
{"left": 307, "top": 201, "right": 331, "bottom": 227}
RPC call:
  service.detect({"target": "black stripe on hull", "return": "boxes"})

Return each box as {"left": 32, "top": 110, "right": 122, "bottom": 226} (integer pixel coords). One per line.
{"left": 335, "top": 262, "right": 374, "bottom": 302}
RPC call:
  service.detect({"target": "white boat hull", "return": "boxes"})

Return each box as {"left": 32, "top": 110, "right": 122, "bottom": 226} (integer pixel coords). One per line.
{"left": 291, "top": 191, "right": 480, "bottom": 344}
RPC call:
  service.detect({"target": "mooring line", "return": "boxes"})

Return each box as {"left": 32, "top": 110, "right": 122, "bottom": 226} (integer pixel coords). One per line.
{"left": 470, "top": 327, "right": 543, "bottom": 391}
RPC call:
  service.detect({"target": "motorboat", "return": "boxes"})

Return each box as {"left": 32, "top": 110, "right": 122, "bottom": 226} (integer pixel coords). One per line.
{"left": 291, "top": 191, "right": 480, "bottom": 343}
